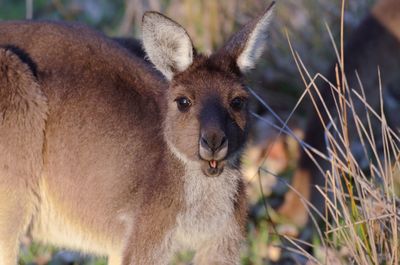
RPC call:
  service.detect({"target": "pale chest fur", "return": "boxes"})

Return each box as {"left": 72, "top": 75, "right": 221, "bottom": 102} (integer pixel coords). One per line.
{"left": 173, "top": 165, "right": 241, "bottom": 250}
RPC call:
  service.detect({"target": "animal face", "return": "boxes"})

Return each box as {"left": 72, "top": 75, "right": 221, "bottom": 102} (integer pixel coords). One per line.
{"left": 142, "top": 5, "right": 274, "bottom": 176}
{"left": 164, "top": 58, "right": 249, "bottom": 176}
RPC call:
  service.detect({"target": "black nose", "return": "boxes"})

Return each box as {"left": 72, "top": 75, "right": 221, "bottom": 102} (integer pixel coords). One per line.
{"left": 200, "top": 132, "right": 227, "bottom": 152}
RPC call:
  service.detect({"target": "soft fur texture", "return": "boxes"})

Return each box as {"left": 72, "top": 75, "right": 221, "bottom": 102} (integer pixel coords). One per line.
{"left": 372, "top": 0, "right": 400, "bottom": 42}
{"left": 0, "top": 47, "right": 48, "bottom": 265}
{"left": 218, "top": 2, "right": 275, "bottom": 74}
{"left": 0, "top": 3, "right": 273, "bottom": 264}
{"left": 237, "top": 4, "right": 275, "bottom": 72}
{"left": 142, "top": 12, "right": 194, "bottom": 80}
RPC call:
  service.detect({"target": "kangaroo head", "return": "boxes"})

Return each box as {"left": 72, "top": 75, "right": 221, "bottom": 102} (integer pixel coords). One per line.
{"left": 142, "top": 3, "right": 274, "bottom": 177}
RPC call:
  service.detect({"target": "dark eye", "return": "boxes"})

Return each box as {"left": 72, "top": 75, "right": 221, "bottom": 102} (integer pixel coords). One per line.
{"left": 175, "top": 97, "right": 192, "bottom": 112}
{"left": 230, "top": 97, "right": 246, "bottom": 111}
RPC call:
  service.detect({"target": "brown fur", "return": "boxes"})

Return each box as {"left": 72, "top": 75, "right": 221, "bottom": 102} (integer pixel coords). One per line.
{"left": 0, "top": 3, "right": 275, "bottom": 264}
{"left": 372, "top": 0, "right": 400, "bottom": 42}
{"left": 0, "top": 47, "right": 48, "bottom": 264}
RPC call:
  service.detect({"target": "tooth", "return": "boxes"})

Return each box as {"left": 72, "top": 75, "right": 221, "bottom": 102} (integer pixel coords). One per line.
{"left": 210, "top": 160, "right": 217, "bottom": 168}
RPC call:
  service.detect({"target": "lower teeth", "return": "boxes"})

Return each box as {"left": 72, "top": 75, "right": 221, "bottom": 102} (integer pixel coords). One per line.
{"left": 209, "top": 160, "right": 217, "bottom": 168}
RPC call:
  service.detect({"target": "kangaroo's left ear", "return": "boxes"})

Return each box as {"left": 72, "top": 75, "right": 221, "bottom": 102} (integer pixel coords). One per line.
{"left": 217, "top": 1, "right": 275, "bottom": 73}
{"left": 142, "top": 11, "right": 195, "bottom": 80}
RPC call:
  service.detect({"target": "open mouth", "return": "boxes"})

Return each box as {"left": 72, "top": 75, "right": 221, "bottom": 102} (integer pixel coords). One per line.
{"left": 209, "top": 159, "right": 218, "bottom": 169}
{"left": 202, "top": 159, "right": 224, "bottom": 177}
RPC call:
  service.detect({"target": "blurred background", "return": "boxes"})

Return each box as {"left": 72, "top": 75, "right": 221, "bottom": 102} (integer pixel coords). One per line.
{"left": 0, "top": 0, "right": 374, "bottom": 117}
{"left": 1, "top": 0, "right": 391, "bottom": 264}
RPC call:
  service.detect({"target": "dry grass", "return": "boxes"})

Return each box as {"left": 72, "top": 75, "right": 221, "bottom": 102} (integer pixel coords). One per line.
{"left": 15, "top": 1, "right": 399, "bottom": 264}
{"left": 248, "top": 1, "right": 400, "bottom": 264}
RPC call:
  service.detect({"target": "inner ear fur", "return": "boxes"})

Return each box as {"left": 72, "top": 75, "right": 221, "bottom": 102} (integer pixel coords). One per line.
{"left": 216, "top": 1, "right": 275, "bottom": 74}
{"left": 142, "top": 11, "right": 195, "bottom": 80}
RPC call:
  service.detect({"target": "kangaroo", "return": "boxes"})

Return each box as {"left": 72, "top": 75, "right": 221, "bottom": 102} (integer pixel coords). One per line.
{"left": 0, "top": 2, "right": 275, "bottom": 265}
{"left": 278, "top": 0, "right": 400, "bottom": 228}
{"left": 113, "top": 37, "right": 148, "bottom": 63}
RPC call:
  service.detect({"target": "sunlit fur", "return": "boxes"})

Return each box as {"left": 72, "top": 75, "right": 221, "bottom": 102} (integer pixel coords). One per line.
{"left": 0, "top": 3, "right": 274, "bottom": 264}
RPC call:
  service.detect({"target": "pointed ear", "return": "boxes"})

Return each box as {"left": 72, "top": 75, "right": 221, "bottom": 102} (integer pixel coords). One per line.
{"left": 142, "top": 12, "right": 195, "bottom": 80}
{"left": 218, "top": 2, "right": 275, "bottom": 74}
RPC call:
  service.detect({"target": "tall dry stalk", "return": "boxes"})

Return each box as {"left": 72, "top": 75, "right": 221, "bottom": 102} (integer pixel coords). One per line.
{"left": 284, "top": 4, "right": 399, "bottom": 263}
{"left": 250, "top": 0, "right": 399, "bottom": 263}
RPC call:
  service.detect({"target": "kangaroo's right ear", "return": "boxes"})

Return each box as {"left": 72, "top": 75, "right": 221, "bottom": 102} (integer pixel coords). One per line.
{"left": 142, "top": 12, "right": 195, "bottom": 80}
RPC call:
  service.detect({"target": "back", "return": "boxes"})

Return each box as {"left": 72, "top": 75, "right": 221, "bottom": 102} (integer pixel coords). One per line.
{"left": 0, "top": 20, "right": 170, "bottom": 255}
{"left": 0, "top": 3, "right": 275, "bottom": 263}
